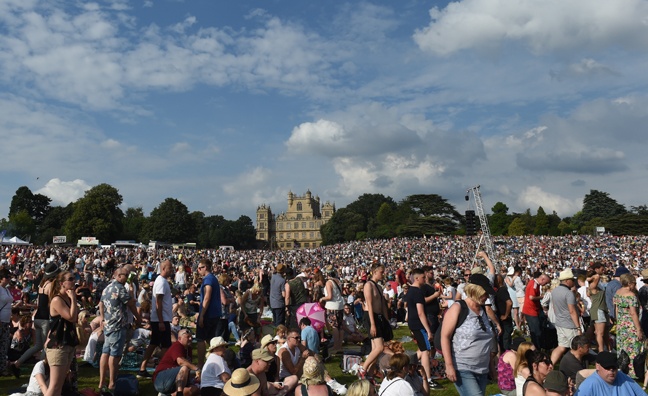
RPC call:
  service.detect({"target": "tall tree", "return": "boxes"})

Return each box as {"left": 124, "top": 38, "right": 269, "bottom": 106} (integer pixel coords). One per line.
{"left": 508, "top": 218, "right": 527, "bottom": 236}
{"left": 489, "top": 202, "right": 511, "bottom": 236}
{"left": 64, "top": 184, "right": 124, "bottom": 243}
{"left": 581, "top": 190, "right": 627, "bottom": 223}
{"left": 321, "top": 208, "right": 366, "bottom": 244}
{"left": 145, "top": 198, "right": 194, "bottom": 243}
{"left": 122, "top": 207, "right": 146, "bottom": 241}
{"left": 534, "top": 207, "right": 549, "bottom": 235}
{"left": 38, "top": 203, "right": 75, "bottom": 245}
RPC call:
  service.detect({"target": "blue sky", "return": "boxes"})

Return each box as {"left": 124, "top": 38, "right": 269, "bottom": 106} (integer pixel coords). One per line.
{"left": 2, "top": 0, "right": 648, "bottom": 223}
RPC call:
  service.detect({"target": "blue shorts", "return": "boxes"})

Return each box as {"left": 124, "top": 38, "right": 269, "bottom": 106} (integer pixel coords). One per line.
{"left": 102, "top": 328, "right": 127, "bottom": 357}
{"left": 154, "top": 366, "right": 182, "bottom": 394}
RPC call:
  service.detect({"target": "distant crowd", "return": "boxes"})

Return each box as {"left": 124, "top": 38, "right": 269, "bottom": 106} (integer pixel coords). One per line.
{"left": 1, "top": 234, "right": 648, "bottom": 396}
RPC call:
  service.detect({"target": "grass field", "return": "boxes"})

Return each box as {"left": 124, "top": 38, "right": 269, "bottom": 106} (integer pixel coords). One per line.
{"left": 0, "top": 326, "right": 502, "bottom": 396}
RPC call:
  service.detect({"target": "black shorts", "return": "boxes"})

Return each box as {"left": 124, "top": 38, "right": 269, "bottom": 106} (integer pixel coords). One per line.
{"left": 411, "top": 328, "right": 431, "bottom": 352}
{"left": 363, "top": 311, "right": 388, "bottom": 340}
{"left": 196, "top": 317, "right": 220, "bottom": 342}
{"left": 150, "top": 321, "right": 172, "bottom": 348}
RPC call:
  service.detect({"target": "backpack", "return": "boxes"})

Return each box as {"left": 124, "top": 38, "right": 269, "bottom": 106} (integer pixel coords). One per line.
{"left": 433, "top": 299, "right": 469, "bottom": 353}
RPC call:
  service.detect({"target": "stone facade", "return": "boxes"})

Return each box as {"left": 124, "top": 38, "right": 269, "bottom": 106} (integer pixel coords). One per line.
{"left": 256, "top": 190, "right": 335, "bottom": 250}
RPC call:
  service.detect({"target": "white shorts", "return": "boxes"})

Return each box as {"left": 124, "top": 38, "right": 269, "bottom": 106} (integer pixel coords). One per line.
{"left": 556, "top": 326, "right": 579, "bottom": 348}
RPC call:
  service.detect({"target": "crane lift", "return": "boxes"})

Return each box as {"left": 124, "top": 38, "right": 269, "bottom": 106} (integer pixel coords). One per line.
{"left": 465, "top": 185, "right": 496, "bottom": 265}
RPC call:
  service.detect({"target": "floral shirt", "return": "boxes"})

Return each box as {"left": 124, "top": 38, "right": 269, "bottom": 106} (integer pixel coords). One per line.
{"left": 101, "top": 280, "right": 131, "bottom": 334}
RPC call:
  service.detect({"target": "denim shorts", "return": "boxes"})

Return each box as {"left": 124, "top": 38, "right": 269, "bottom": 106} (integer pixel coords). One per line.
{"left": 155, "top": 366, "right": 182, "bottom": 394}
{"left": 102, "top": 328, "right": 127, "bottom": 357}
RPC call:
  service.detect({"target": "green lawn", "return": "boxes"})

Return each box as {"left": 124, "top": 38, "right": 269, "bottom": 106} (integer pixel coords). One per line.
{"left": 0, "top": 326, "right": 501, "bottom": 396}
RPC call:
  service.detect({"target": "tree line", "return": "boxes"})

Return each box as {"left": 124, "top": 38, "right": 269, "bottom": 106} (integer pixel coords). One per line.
{"left": 1, "top": 184, "right": 256, "bottom": 249}
{"left": 3, "top": 185, "right": 647, "bottom": 248}
{"left": 320, "top": 190, "right": 648, "bottom": 244}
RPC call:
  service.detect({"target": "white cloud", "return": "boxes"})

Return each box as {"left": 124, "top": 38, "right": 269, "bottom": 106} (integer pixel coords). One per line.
{"left": 171, "top": 142, "right": 191, "bottom": 153}
{"left": 101, "top": 139, "right": 121, "bottom": 149}
{"left": 36, "top": 178, "right": 91, "bottom": 205}
{"left": 413, "top": 0, "right": 648, "bottom": 56}
{"left": 517, "top": 186, "right": 581, "bottom": 217}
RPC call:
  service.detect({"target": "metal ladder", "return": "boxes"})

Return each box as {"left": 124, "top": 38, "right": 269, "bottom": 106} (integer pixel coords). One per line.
{"left": 467, "top": 185, "right": 496, "bottom": 264}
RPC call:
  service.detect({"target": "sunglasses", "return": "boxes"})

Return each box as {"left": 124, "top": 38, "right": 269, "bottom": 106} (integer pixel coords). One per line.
{"left": 476, "top": 315, "right": 487, "bottom": 332}
{"left": 601, "top": 365, "right": 618, "bottom": 371}
{"left": 197, "top": 266, "right": 206, "bottom": 270}
{"left": 290, "top": 336, "right": 301, "bottom": 341}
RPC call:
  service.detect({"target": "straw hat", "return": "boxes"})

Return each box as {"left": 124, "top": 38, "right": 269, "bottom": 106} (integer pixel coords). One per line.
{"left": 207, "top": 336, "right": 228, "bottom": 352}
{"left": 223, "top": 369, "right": 260, "bottom": 396}
{"left": 299, "top": 357, "right": 324, "bottom": 386}
{"left": 260, "top": 334, "right": 277, "bottom": 349}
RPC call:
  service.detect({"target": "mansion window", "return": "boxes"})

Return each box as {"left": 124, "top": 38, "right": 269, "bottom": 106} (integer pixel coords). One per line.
{"left": 259, "top": 214, "right": 264, "bottom": 219}
{"left": 259, "top": 233, "right": 265, "bottom": 238}
{"left": 309, "top": 222, "right": 314, "bottom": 228}
{"left": 302, "top": 232, "right": 306, "bottom": 238}
{"left": 301, "top": 222, "right": 306, "bottom": 229}
{"left": 310, "top": 232, "right": 314, "bottom": 239}
{"left": 297, "top": 214, "right": 302, "bottom": 220}
{"left": 294, "top": 222, "right": 299, "bottom": 229}
{"left": 286, "top": 233, "right": 291, "bottom": 238}
{"left": 297, "top": 202, "right": 302, "bottom": 211}
{"left": 279, "top": 223, "right": 283, "bottom": 230}
{"left": 304, "top": 242, "right": 310, "bottom": 248}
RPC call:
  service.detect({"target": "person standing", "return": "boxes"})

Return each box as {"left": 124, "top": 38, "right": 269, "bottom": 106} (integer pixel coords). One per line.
{"left": 638, "top": 269, "right": 648, "bottom": 338}
{"left": 359, "top": 263, "right": 390, "bottom": 379}
{"left": 284, "top": 268, "right": 308, "bottom": 330}
{"left": 196, "top": 259, "right": 223, "bottom": 367}
{"left": 10, "top": 262, "right": 59, "bottom": 376}
{"left": 269, "top": 264, "right": 287, "bottom": 327}
{"left": 606, "top": 266, "right": 629, "bottom": 322}
{"left": 613, "top": 273, "right": 644, "bottom": 378}
{"left": 44, "top": 271, "right": 79, "bottom": 396}
{"left": 494, "top": 274, "right": 513, "bottom": 351}
{"left": 550, "top": 269, "right": 581, "bottom": 365}
{"left": 0, "top": 269, "right": 14, "bottom": 377}
{"left": 422, "top": 265, "right": 441, "bottom": 341}
{"left": 98, "top": 266, "right": 142, "bottom": 393}
{"left": 587, "top": 262, "right": 610, "bottom": 352}
{"left": 139, "top": 259, "right": 174, "bottom": 378}
{"left": 522, "top": 272, "right": 550, "bottom": 350}
{"left": 405, "top": 268, "right": 441, "bottom": 390}
{"left": 319, "top": 266, "right": 345, "bottom": 354}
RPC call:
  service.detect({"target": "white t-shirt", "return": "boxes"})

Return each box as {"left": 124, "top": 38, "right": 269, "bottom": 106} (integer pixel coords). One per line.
{"left": 27, "top": 360, "right": 49, "bottom": 394}
{"left": 151, "top": 275, "right": 173, "bottom": 322}
{"left": 201, "top": 353, "right": 230, "bottom": 389}
{"left": 378, "top": 377, "right": 414, "bottom": 396}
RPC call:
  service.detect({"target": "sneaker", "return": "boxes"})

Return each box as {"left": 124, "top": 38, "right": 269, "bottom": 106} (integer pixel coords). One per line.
{"left": 137, "top": 370, "right": 153, "bottom": 378}
{"left": 428, "top": 379, "right": 444, "bottom": 390}
{"left": 327, "top": 379, "right": 347, "bottom": 395}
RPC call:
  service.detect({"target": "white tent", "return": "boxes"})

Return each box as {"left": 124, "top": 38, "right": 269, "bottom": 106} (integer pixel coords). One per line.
{"left": 0, "top": 236, "right": 30, "bottom": 245}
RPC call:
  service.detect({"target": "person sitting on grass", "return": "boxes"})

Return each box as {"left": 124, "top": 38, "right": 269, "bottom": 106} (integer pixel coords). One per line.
{"left": 153, "top": 328, "right": 200, "bottom": 396}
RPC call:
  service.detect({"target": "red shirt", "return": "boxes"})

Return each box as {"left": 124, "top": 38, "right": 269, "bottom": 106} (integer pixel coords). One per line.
{"left": 396, "top": 269, "right": 407, "bottom": 286}
{"left": 153, "top": 341, "right": 193, "bottom": 382}
{"left": 521, "top": 279, "right": 541, "bottom": 316}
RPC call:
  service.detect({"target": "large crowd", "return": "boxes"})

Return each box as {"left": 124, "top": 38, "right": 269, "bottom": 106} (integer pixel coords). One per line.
{"left": 1, "top": 234, "right": 648, "bottom": 396}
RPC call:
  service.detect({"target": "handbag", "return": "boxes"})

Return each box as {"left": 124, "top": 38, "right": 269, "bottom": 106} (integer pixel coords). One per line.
{"left": 618, "top": 349, "right": 631, "bottom": 374}
{"left": 378, "top": 314, "right": 393, "bottom": 342}
{"left": 634, "top": 343, "right": 647, "bottom": 380}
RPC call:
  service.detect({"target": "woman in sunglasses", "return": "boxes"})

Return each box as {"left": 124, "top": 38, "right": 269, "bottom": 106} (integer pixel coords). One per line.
{"left": 440, "top": 274, "right": 496, "bottom": 396}
{"left": 44, "top": 271, "right": 79, "bottom": 396}
{"left": 522, "top": 350, "right": 553, "bottom": 396}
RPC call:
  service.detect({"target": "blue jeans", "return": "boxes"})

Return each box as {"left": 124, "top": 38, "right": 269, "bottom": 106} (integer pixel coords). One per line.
{"left": 454, "top": 370, "right": 488, "bottom": 396}
{"left": 525, "top": 314, "right": 542, "bottom": 350}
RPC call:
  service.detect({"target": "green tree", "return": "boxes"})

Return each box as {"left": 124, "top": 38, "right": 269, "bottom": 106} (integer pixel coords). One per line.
{"left": 489, "top": 202, "right": 511, "bottom": 236}
{"left": 37, "top": 203, "right": 74, "bottom": 245}
{"left": 321, "top": 208, "right": 366, "bottom": 244}
{"left": 64, "top": 184, "right": 124, "bottom": 243}
{"left": 8, "top": 210, "right": 35, "bottom": 239}
{"left": 395, "top": 194, "right": 462, "bottom": 236}
{"left": 122, "top": 207, "right": 146, "bottom": 241}
{"left": 508, "top": 218, "right": 527, "bottom": 236}
{"left": 228, "top": 215, "right": 257, "bottom": 249}
{"left": 581, "top": 190, "right": 626, "bottom": 223}
{"left": 606, "top": 213, "right": 648, "bottom": 235}
{"left": 534, "top": 207, "right": 549, "bottom": 235}
{"left": 145, "top": 198, "right": 194, "bottom": 243}
{"left": 346, "top": 194, "right": 396, "bottom": 221}
{"left": 9, "top": 186, "right": 52, "bottom": 224}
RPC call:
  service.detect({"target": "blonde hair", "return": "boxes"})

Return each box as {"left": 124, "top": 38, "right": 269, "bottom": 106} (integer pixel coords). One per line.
{"left": 464, "top": 283, "right": 487, "bottom": 301}
{"left": 621, "top": 273, "right": 636, "bottom": 288}
{"left": 513, "top": 342, "right": 535, "bottom": 376}
{"left": 385, "top": 340, "right": 404, "bottom": 354}
{"left": 347, "top": 380, "right": 372, "bottom": 396}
